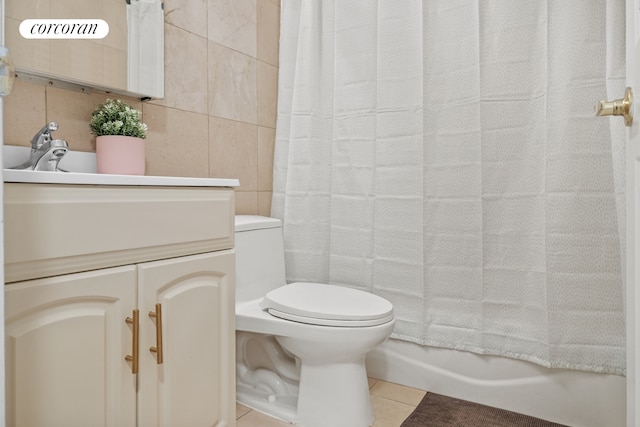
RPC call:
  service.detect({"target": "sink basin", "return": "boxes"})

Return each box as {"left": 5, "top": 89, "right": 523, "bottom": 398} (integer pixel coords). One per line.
{"left": 4, "top": 168, "right": 240, "bottom": 187}
{"left": 3, "top": 145, "right": 239, "bottom": 187}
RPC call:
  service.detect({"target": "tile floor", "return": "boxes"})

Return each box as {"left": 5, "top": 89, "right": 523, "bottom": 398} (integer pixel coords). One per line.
{"left": 235, "top": 378, "right": 426, "bottom": 427}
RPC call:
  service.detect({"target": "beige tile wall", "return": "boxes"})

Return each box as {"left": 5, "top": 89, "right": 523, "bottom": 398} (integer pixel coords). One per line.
{"left": 3, "top": 0, "right": 280, "bottom": 216}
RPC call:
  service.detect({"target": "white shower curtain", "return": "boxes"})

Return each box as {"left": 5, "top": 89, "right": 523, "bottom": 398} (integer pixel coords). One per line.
{"left": 272, "top": 0, "right": 627, "bottom": 374}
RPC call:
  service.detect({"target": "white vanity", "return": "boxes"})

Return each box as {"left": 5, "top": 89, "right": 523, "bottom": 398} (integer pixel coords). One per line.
{"left": 3, "top": 170, "right": 238, "bottom": 427}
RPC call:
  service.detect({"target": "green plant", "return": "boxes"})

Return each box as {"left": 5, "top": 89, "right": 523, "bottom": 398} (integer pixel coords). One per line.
{"left": 90, "top": 98, "right": 148, "bottom": 139}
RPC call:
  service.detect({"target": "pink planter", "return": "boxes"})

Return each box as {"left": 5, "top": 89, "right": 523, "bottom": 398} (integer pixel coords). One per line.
{"left": 96, "top": 135, "right": 145, "bottom": 175}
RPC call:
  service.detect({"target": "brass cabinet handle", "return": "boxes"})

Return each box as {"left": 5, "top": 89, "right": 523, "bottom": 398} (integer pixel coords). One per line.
{"left": 148, "top": 303, "right": 164, "bottom": 364}
{"left": 596, "top": 87, "right": 633, "bottom": 126}
{"left": 125, "top": 309, "right": 139, "bottom": 374}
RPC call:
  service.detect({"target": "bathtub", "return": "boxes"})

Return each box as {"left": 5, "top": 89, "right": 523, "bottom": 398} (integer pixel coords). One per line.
{"left": 365, "top": 338, "right": 625, "bottom": 427}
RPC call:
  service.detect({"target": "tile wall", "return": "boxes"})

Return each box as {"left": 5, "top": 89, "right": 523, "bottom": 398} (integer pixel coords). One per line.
{"left": 3, "top": 0, "right": 280, "bottom": 215}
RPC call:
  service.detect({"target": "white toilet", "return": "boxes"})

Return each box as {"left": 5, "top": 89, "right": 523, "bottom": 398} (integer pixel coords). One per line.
{"left": 235, "top": 215, "right": 396, "bottom": 427}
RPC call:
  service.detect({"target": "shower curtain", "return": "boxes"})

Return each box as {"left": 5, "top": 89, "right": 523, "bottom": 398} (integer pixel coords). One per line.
{"left": 272, "top": 0, "right": 627, "bottom": 374}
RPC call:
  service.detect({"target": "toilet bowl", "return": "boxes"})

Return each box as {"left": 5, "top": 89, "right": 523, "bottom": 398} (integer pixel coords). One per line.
{"left": 234, "top": 215, "right": 396, "bottom": 427}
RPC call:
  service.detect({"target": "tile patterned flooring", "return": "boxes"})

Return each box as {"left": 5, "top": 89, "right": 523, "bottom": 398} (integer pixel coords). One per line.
{"left": 236, "top": 378, "right": 426, "bottom": 427}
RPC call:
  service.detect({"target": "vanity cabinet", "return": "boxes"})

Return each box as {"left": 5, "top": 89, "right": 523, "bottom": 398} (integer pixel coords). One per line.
{"left": 4, "top": 182, "right": 236, "bottom": 427}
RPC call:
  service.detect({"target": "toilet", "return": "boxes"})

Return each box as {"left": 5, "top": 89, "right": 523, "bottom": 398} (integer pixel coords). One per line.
{"left": 235, "top": 215, "right": 396, "bottom": 427}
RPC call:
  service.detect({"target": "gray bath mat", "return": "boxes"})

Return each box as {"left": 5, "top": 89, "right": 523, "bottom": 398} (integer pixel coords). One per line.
{"left": 401, "top": 392, "right": 569, "bottom": 427}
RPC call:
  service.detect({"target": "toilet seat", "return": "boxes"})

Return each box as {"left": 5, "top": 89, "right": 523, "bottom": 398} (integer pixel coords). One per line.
{"left": 260, "top": 282, "right": 394, "bottom": 327}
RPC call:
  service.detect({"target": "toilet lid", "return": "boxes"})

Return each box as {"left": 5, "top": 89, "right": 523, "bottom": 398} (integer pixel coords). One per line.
{"left": 260, "top": 282, "right": 394, "bottom": 327}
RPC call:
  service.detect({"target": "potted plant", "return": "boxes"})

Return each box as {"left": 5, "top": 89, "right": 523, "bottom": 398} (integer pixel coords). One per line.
{"left": 90, "top": 98, "right": 148, "bottom": 175}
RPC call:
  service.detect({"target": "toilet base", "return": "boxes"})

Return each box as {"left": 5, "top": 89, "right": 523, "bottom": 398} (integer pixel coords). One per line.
{"left": 236, "top": 332, "right": 301, "bottom": 423}
{"left": 236, "top": 329, "right": 376, "bottom": 427}
{"left": 296, "top": 357, "right": 373, "bottom": 427}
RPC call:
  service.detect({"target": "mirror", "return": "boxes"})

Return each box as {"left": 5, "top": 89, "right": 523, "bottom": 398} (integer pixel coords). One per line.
{"left": 5, "top": 0, "right": 164, "bottom": 99}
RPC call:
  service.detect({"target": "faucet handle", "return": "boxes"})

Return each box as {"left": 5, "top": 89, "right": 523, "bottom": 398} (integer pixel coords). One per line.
{"left": 30, "top": 122, "right": 58, "bottom": 149}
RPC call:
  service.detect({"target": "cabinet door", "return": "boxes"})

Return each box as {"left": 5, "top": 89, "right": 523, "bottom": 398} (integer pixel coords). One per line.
{"left": 137, "top": 251, "right": 235, "bottom": 427}
{"left": 5, "top": 266, "right": 137, "bottom": 427}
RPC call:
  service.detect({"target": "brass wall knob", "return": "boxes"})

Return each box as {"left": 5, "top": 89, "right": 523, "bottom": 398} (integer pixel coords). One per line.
{"left": 596, "top": 87, "right": 633, "bottom": 126}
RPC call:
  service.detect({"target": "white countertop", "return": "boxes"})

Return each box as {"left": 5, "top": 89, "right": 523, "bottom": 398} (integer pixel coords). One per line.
{"left": 3, "top": 145, "right": 239, "bottom": 187}
{"left": 4, "top": 169, "right": 240, "bottom": 187}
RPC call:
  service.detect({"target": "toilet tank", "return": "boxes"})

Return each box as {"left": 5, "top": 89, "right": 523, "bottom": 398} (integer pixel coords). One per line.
{"left": 235, "top": 215, "right": 287, "bottom": 303}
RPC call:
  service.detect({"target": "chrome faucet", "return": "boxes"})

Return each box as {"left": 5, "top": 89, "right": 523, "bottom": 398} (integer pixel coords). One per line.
{"left": 11, "top": 122, "right": 69, "bottom": 171}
